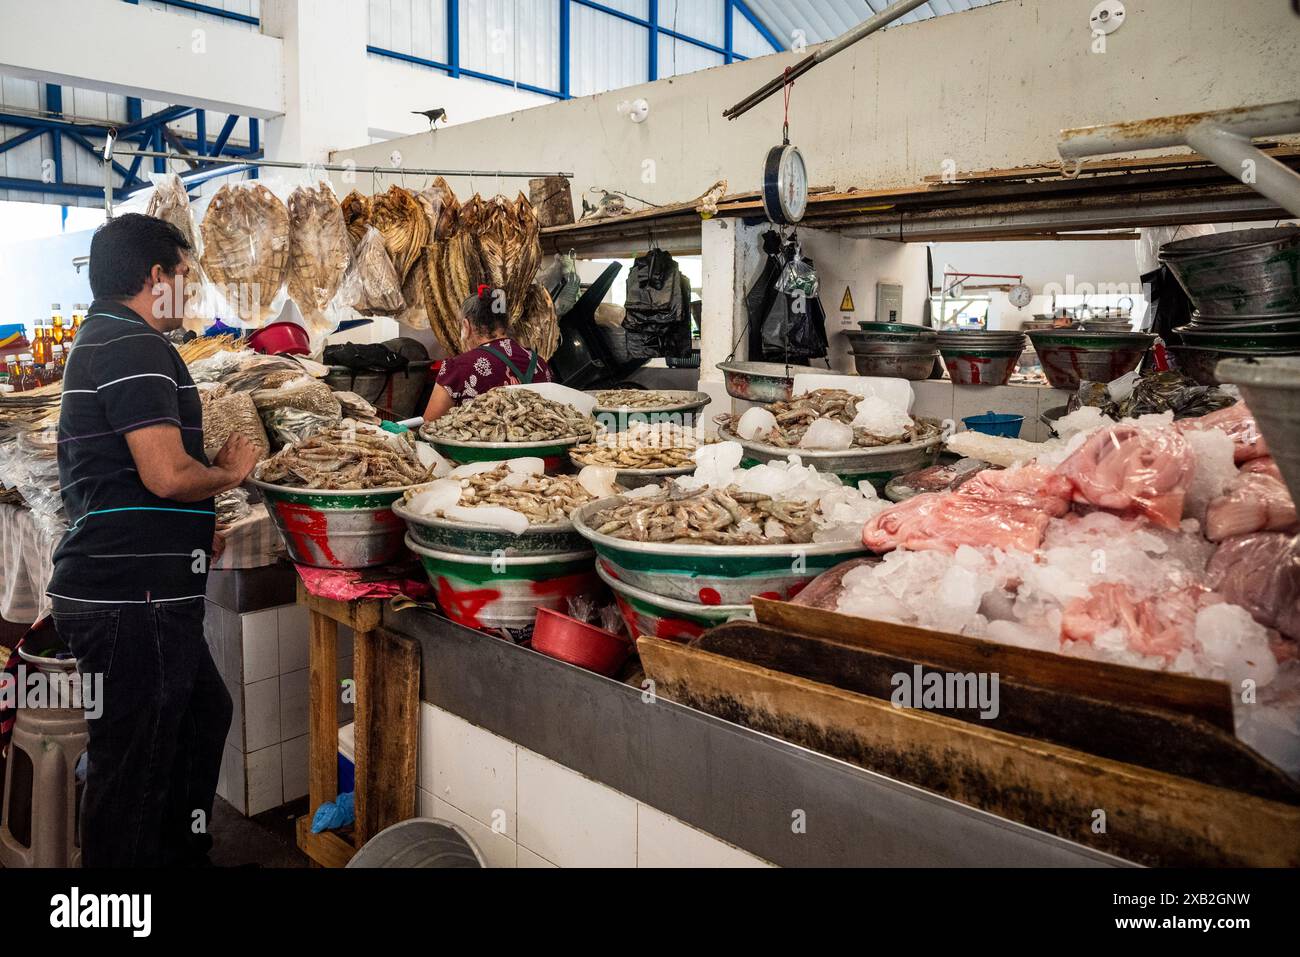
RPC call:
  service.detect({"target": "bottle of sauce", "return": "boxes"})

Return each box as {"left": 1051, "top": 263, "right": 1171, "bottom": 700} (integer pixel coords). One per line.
{"left": 52, "top": 308, "right": 65, "bottom": 347}
{"left": 16, "top": 355, "right": 36, "bottom": 393}
{"left": 31, "top": 321, "right": 47, "bottom": 367}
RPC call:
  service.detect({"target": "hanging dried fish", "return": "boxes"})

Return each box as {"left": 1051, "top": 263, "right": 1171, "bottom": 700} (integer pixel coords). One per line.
{"left": 370, "top": 185, "right": 429, "bottom": 283}
{"left": 200, "top": 183, "right": 290, "bottom": 327}
{"left": 286, "top": 182, "right": 351, "bottom": 325}
{"left": 513, "top": 283, "right": 559, "bottom": 359}
{"left": 341, "top": 190, "right": 372, "bottom": 248}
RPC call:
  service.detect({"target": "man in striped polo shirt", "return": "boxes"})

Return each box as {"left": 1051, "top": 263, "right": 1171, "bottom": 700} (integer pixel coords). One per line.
{"left": 49, "top": 213, "right": 261, "bottom": 867}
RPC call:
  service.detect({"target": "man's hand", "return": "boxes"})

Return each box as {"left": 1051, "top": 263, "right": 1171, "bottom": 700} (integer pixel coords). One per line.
{"left": 214, "top": 433, "right": 260, "bottom": 485}
{"left": 212, "top": 531, "right": 228, "bottom": 564}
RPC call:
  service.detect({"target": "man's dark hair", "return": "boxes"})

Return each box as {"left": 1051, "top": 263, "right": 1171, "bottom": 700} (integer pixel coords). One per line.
{"left": 88, "top": 212, "right": 191, "bottom": 300}
{"left": 461, "top": 285, "right": 510, "bottom": 337}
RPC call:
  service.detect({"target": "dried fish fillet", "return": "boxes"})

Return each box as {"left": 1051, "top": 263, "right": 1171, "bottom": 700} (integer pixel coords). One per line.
{"left": 370, "top": 185, "right": 429, "bottom": 283}
{"left": 287, "top": 182, "right": 351, "bottom": 324}
{"left": 200, "top": 183, "right": 290, "bottom": 327}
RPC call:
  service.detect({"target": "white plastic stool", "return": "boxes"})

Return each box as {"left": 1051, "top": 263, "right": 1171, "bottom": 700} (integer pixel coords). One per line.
{"left": 0, "top": 656, "right": 87, "bottom": 868}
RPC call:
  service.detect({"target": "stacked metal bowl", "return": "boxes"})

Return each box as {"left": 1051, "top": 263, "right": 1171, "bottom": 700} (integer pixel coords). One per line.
{"left": 1025, "top": 329, "right": 1155, "bottom": 391}
{"left": 844, "top": 321, "right": 939, "bottom": 380}
{"left": 1161, "top": 226, "right": 1300, "bottom": 384}
{"left": 935, "top": 329, "right": 1027, "bottom": 386}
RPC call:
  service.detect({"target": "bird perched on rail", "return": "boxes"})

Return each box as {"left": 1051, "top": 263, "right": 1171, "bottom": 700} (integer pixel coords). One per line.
{"left": 413, "top": 108, "right": 449, "bottom": 129}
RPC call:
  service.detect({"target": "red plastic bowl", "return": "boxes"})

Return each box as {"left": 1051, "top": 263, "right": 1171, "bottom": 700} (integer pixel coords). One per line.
{"left": 249, "top": 321, "right": 311, "bottom": 356}
{"left": 532, "top": 608, "right": 631, "bottom": 677}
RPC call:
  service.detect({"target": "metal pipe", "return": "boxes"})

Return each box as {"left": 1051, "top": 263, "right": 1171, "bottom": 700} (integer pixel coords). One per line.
{"left": 1058, "top": 99, "right": 1300, "bottom": 219}
{"left": 1184, "top": 125, "right": 1300, "bottom": 220}
{"left": 109, "top": 148, "right": 573, "bottom": 180}
{"left": 723, "top": 0, "right": 929, "bottom": 121}
{"left": 103, "top": 130, "right": 116, "bottom": 219}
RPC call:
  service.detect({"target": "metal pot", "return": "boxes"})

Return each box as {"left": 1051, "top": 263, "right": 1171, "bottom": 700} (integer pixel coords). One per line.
{"left": 251, "top": 479, "right": 416, "bottom": 569}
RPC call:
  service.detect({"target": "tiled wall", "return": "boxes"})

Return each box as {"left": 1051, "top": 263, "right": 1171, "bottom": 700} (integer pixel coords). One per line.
{"left": 204, "top": 600, "right": 355, "bottom": 817}
{"left": 913, "top": 381, "right": 1071, "bottom": 443}
{"left": 417, "top": 703, "right": 772, "bottom": 869}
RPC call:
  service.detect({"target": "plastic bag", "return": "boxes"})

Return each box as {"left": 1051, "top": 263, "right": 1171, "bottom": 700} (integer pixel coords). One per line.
{"left": 349, "top": 226, "right": 405, "bottom": 316}
{"left": 1205, "top": 472, "right": 1297, "bottom": 542}
{"left": 775, "top": 255, "right": 819, "bottom": 298}
{"left": 199, "top": 181, "right": 291, "bottom": 328}
{"left": 286, "top": 181, "right": 352, "bottom": 329}
{"left": 1178, "top": 402, "right": 1269, "bottom": 463}
{"left": 263, "top": 406, "right": 342, "bottom": 449}
{"left": 1056, "top": 424, "right": 1195, "bottom": 529}
{"left": 1206, "top": 532, "right": 1300, "bottom": 641}
{"left": 251, "top": 376, "right": 342, "bottom": 419}
{"left": 202, "top": 391, "right": 271, "bottom": 462}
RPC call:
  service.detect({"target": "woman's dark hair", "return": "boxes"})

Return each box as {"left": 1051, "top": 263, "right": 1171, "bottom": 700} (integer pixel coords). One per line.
{"left": 461, "top": 285, "right": 509, "bottom": 336}
{"left": 88, "top": 212, "right": 191, "bottom": 300}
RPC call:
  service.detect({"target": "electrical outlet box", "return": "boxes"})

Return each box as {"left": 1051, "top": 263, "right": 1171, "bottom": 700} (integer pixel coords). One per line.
{"left": 876, "top": 283, "right": 904, "bottom": 324}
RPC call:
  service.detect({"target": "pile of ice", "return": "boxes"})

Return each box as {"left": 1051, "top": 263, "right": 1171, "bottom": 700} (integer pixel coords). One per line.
{"left": 839, "top": 510, "right": 1268, "bottom": 680}
{"left": 662, "top": 441, "right": 891, "bottom": 543}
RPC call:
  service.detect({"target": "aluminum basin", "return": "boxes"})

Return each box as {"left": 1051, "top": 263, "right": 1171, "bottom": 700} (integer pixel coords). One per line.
{"left": 717, "top": 361, "right": 846, "bottom": 404}
{"left": 251, "top": 479, "right": 416, "bottom": 569}
{"left": 572, "top": 495, "right": 870, "bottom": 607}
{"left": 716, "top": 425, "right": 943, "bottom": 489}
{"left": 596, "top": 562, "right": 752, "bottom": 644}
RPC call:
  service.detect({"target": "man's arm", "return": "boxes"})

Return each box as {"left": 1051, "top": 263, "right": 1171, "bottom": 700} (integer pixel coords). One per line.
{"left": 125, "top": 425, "right": 260, "bottom": 503}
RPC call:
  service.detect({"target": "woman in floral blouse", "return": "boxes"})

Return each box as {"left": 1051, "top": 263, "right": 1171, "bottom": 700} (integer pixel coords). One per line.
{"left": 422, "top": 284, "right": 555, "bottom": 422}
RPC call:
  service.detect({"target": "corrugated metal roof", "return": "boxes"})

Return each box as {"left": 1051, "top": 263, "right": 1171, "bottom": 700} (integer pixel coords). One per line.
{"left": 742, "top": 0, "right": 1000, "bottom": 47}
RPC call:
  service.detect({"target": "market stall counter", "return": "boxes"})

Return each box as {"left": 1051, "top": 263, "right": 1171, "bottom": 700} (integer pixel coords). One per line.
{"left": 375, "top": 601, "right": 1125, "bottom": 868}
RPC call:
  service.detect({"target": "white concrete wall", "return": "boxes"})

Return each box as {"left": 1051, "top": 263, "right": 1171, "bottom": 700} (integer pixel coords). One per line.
{"left": 330, "top": 0, "right": 1300, "bottom": 206}
{"left": 365, "top": 55, "right": 551, "bottom": 142}
{"left": 0, "top": 0, "right": 284, "bottom": 117}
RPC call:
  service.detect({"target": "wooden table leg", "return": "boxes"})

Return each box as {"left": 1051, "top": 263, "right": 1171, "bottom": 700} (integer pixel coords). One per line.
{"left": 307, "top": 609, "right": 340, "bottom": 820}
{"left": 353, "top": 628, "right": 420, "bottom": 845}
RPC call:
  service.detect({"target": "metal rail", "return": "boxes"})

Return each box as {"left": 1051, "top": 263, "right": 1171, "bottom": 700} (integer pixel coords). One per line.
{"left": 723, "top": 0, "right": 928, "bottom": 120}
{"left": 1059, "top": 100, "right": 1300, "bottom": 218}
{"left": 110, "top": 149, "right": 574, "bottom": 180}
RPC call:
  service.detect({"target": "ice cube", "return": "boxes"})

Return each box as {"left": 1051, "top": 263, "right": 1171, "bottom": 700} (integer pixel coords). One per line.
{"left": 451, "top": 462, "right": 500, "bottom": 479}
{"left": 851, "top": 397, "right": 912, "bottom": 439}
{"left": 414, "top": 442, "right": 453, "bottom": 477}
{"left": 736, "top": 407, "right": 778, "bottom": 441}
{"left": 1196, "top": 603, "right": 1278, "bottom": 688}
{"left": 799, "top": 418, "right": 855, "bottom": 451}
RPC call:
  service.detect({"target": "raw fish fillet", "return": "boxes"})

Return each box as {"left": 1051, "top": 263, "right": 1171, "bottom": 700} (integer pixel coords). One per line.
{"left": 1178, "top": 402, "right": 1269, "bottom": 463}
{"left": 1206, "top": 532, "right": 1300, "bottom": 641}
{"left": 1205, "top": 472, "right": 1297, "bottom": 542}
{"left": 1061, "top": 583, "right": 1212, "bottom": 663}
{"left": 1242, "top": 457, "right": 1284, "bottom": 481}
{"left": 862, "top": 465, "right": 1071, "bottom": 553}
{"left": 1056, "top": 424, "right": 1194, "bottom": 529}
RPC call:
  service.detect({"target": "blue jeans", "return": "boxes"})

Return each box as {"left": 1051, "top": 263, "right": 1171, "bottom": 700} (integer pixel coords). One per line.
{"left": 51, "top": 595, "right": 232, "bottom": 868}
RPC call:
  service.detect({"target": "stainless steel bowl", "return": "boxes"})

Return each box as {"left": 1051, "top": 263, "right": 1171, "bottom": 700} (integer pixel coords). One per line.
{"left": 851, "top": 351, "right": 941, "bottom": 380}
{"left": 572, "top": 495, "right": 871, "bottom": 606}
{"left": 393, "top": 498, "right": 589, "bottom": 557}
{"left": 716, "top": 425, "right": 943, "bottom": 488}
{"left": 716, "top": 361, "right": 847, "bottom": 404}
{"left": 588, "top": 390, "right": 711, "bottom": 432}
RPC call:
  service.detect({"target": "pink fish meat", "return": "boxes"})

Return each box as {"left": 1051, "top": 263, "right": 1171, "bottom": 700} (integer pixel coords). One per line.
{"left": 1056, "top": 424, "right": 1194, "bottom": 529}
{"left": 1205, "top": 472, "right": 1297, "bottom": 542}
{"left": 1206, "top": 532, "right": 1300, "bottom": 641}
{"left": 1178, "top": 402, "right": 1269, "bottom": 463}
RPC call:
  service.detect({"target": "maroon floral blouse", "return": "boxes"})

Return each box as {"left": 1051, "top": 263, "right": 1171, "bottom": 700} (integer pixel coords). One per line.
{"left": 435, "top": 337, "right": 554, "bottom": 405}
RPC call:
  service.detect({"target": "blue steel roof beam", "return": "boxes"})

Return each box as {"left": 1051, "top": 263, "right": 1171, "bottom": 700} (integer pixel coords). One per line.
{"left": 209, "top": 113, "right": 240, "bottom": 157}
{"left": 733, "top": 0, "right": 786, "bottom": 51}
{"left": 0, "top": 127, "right": 47, "bottom": 156}
{"left": 0, "top": 176, "right": 125, "bottom": 201}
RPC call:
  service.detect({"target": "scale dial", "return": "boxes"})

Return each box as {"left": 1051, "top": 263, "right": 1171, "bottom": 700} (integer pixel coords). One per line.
{"left": 762, "top": 144, "right": 808, "bottom": 225}
{"left": 1009, "top": 283, "right": 1033, "bottom": 308}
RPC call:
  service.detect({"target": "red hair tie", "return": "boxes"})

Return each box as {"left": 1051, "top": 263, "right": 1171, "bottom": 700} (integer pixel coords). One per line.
{"left": 477, "top": 284, "right": 491, "bottom": 300}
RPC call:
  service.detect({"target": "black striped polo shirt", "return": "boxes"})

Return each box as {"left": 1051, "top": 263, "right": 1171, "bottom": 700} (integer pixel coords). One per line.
{"left": 47, "top": 299, "right": 215, "bottom": 604}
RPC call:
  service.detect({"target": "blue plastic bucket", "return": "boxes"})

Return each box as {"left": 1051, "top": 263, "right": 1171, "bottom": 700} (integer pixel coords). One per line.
{"left": 963, "top": 412, "right": 1025, "bottom": 438}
